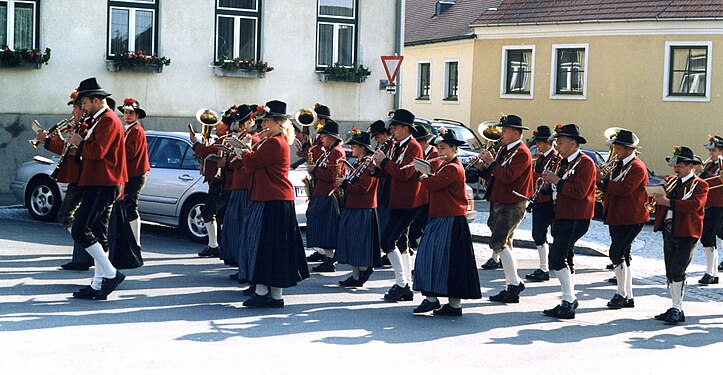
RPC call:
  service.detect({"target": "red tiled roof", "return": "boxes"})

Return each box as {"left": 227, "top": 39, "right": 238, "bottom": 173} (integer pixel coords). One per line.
{"left": 473, "top": 0, "right": 723, "bottom": 26}
{"left": 406, "top": 0, "right": 503, "bottom": 46}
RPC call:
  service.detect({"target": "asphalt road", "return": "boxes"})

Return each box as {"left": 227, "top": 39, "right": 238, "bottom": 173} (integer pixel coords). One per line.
{"left": 1, "top": 205, "right": 722, "bottom": 374}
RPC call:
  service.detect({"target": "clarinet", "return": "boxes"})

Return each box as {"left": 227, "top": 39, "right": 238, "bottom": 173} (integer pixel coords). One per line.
{"left": 347, "top": 139, "right": 393, "bottom": 185}
{"left": 50, "top": 115, "right": 85, "bottom": 180}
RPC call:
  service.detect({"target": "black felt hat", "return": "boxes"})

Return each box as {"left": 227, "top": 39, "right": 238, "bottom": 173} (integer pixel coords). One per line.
{"left": 67, "top": 90, "right": 80, "bottom": 106}
{"left": 549, "top": 123, "right": 587, "bottom": 144}
{"left": 318, "top": 120, "right": 343, "bottom": 141}
{"left": 431, "top": 128, "right": 466, "bottom": 147}
{"left": 413, "top": 125, "right": 434, "bottom": 142}
{"left": 76, "top": 77, "right": 111, "bottom": 99}
{"left": 605, "top": 128, "right": 640, "bottom": 149}
{"left": 530, "top": 125, "right": 553, "bottom": 142}
{"left": 117, "top": 97, "right": 146, "bottom": 119}
{"left": 499, "top": 114, "right": 528, "bottom": 130}
{"left": 368, "top": 120, "right": 389, "bottom": 136}
{"left": 258, "top": 100, "right": 292, "bottom": 119}
{"left": 388, "top": 109, "right": 415, "bottom": 128}
{"left": 666, "top": 146, "right": 703, "bottom": 165}
{"left": 346, "top": 129, "right": 373, "bottom": 153}
{"left": 314, "top": 103, "right": 331, "bottom": 119}
{"left": 704, "top": 135, "right": 723, "bottom": 150}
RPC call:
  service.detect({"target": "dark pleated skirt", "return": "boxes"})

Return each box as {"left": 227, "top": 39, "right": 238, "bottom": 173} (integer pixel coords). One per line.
{"left": 220, "top": 189, "right": 249, "bottom": 264}
{"left": 335, "top": 208, "right": 381, "bottom": 267}
{"left": 306, "top": 196, "right": 339, "bottom": 249}
{"left": 107, "top": 201, "right": 143, "bottom": 270}
{"left": 413, "top": 216, "right": 481, "bottom": 299}
{"left": 239, "top": 200, "right": 309, "bottom": 288}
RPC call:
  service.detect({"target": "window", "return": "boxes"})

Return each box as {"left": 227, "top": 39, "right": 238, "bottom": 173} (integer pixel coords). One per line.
{"left": 663, "top": 41, "right": 712, "bottom": 102}
{"left": 316, "top": 0, "right": 357, "bottom": 69}
{"left": 550, "top": 44, "right": 588, "bottom": 99}
{"left": 215, "top": 0, "right": 261, "bottom": 62}
{"left": 444, "top": 61, "right": 458, "bottom": 101}
{"left": 107, "top": 0, "right": 158, "bottom": 57}
{"left": 417, "top": 62, "right": 430, "bottom": 100}
{"left": 0, "top": 0, "right": 38, "bottom": 50}
{"left": 501, "top": 46, "right": 535, "bottom": 99}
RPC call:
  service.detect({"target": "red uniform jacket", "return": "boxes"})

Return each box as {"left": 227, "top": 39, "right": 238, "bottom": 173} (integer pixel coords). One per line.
{"left": 533, "top": 149, "right": 559, "bottom": 203}
{"left": 483, "top": 142, "right": 534, "bottom": 204}
{"left": 45, "top": 134, "right": 81, "bottom": 184}
{"left": 381, "top": 137, "right": 424, "bottom": 209}
{"left": 78, "top": 109, "right": 127, "bottom": 187}
{"left": 421, "top": 158, "right": 467, "bottom": 218}
{"left": 193, "top": 137, "right": 226, "bottom": 183}
{"left": 227, "top": 135, "right": 260, "bottom": 190}
{"left": 554, "top": 152, "right": 596, "bottom": 220}
{"left": 654, "top": 175, "right": 709, "bottom": 238}
{"left": 701, "top": 156, "right": 723, "bottom": 207}
{"left": 242, "top": 134, "right": 294, "bottom": 201}
{"left": 343, "top": 157, "right": 378, "bottom": 209}
{"left": 124, "top": 122, "right": 150, "bottom": 178}
{"left": 602, "top": 157, "right": 650, "bottom": 225}
{"left": 370, "top": 139, "right": 396, "bottom": 207}
{"left": 418, "top": 146, "right": 442, "bottom": 206}
{"left": 312, "top": 144, "right": 346, "bottom": 197}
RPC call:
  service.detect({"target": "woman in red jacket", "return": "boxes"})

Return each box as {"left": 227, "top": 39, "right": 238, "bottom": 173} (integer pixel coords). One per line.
{"left": 412, "top": 129, "right": 481, "bottom": 316}
{"left": 238, "top": 100, "right": 309, "bottom": 308}
{"left": 334, "top": 129, "right": 381, "bottom": 287}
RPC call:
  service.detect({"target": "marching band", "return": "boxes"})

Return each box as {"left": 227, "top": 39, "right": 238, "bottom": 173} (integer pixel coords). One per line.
{"left": 29, "top": 77, "right": 723, "bottom": 323}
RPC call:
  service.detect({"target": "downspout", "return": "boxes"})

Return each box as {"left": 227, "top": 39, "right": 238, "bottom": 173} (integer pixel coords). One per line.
{"left": 394, "top": 0, "right": 404, "bottom": 109}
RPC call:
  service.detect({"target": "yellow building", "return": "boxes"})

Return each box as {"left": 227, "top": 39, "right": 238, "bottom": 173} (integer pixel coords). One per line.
{"left": 403, "top": 0, "right": 723, "bottom": 174}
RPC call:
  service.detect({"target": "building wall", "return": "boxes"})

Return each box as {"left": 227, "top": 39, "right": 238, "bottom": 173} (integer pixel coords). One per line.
{"left": 400, "top": 39, "right": 474, "bottom": 126}
{"left": 0, "top": 1, "right": 399, "bottom": 193}
{"left": 469, "top": 21, "right": 723, "bottom": 175}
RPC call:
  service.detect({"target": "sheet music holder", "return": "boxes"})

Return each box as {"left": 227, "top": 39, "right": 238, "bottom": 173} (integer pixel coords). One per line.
{"left": 644, "top": 184, "right": 667, "bottom": 197}
{"left": 224, "top": 137, "right": 249, "bottom": 150}
{"left": 412, "top": 157, "right": 432, "bottom": 175}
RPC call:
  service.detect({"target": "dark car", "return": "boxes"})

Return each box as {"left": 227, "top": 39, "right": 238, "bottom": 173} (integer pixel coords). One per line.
{"left": 413, "top": 118, "right": 484, "bottom": 183}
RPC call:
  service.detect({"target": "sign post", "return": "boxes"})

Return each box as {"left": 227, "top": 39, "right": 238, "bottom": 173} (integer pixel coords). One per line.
{"left": 381, "top": 55, "right": 403, "bottom": 94}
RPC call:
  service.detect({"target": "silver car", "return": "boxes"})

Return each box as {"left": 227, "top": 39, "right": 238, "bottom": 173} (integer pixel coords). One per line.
{"left": 10, "top": 131, "right": 310, "bottom": 242}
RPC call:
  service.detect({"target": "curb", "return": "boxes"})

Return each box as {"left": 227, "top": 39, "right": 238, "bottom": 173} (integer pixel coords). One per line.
{"left": 471, "top": 234, "right": 607, "bottom": 257}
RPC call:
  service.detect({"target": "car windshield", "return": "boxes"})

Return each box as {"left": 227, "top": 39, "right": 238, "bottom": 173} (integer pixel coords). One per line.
{"left": 417, "top": 123, "right": 482, "bottom": 152}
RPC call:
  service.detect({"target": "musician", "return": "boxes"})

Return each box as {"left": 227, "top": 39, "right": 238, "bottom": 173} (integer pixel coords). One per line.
{"left": 190, "top": 111, "right": 231, "bottom": 258}
{"left": 697, "top": 135, "right": 723, "bottom": 284}
{"left": 368, "top": 119, "right": 395, "bottom": 266}
{"left": 116, "top": 97, "right": 150, "bottom": 249}
{"left": 525, "top": 125, "right": 559, "bottom": 282}
{"left": 371, "top": 109, "right": 423, "bottom": 302}
{"left": 238, "top": 100, "right": 309, "bottom": 308}
{"left": 408, "top": 125, "right": 441, "bottom": 253}
{"left": 540, "top": 124, "right": 596, "bottom": 319}
{"left": 651, "top": 146, "right": 708, "bottom": 324}
{"left": 334, "top": 129, "right": 381, "bottom": 287}
{"left": 305, "top": 104, "right": 332, "bottom": 262}
{"left": 597, "top": 129, "right": 649, "bottom": 308}
{"left": 66, "top": 77, "right": 128, "bottom": 300}
{"left": 473, "top": 115, "right": 533, "bottom": 304}
{"left": 413, "top": 129, "right": 481, "bottom": 316}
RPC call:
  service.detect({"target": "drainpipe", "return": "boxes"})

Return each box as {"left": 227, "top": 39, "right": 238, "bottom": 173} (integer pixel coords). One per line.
{"left": 394, "top": 0, "right": 404, "bottom": 109}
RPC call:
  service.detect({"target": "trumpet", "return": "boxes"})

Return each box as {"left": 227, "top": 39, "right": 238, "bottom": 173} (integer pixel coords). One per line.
{"left": 644, "top": 176, "right": 679, "bottom": 213}
{"left": 594, "top": 152, "right": 619, "bottom": 202}
{"left": 29, "top": 117, "right": 73, "bottom": 148}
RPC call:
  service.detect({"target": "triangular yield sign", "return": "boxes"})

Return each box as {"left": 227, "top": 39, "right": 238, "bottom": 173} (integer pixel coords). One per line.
{"left": 381, "top": 55, "right": 404, "bottom": 84}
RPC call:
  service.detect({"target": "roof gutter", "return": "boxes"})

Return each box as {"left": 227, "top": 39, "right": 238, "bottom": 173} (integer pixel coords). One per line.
{"left": 405, "top": 33, "right": 476, "bottom": 47}
{"left": 470, "top": 17, "right": 723, "bottom": 28}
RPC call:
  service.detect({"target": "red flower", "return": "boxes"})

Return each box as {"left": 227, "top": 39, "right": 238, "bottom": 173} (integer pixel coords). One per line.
{"left": 124, "top": 97, "right": 137, "bottom": 106}
{"left": 554, "top": 123, "right": 563, "bottom": 133}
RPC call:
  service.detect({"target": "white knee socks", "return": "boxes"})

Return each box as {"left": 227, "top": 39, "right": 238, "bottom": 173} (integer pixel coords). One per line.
{"left": 537, "top": 244, "right": 549, "bottom": 272}
{"left": 557, "top": 267, "right": 575, "bottom": 303}
{"left": 705, "top": 247, "right": 718, "bottom": 276}
{"left": 270, "top": 287, "right": 283, "bottom": 300}
{"left": 499, "top": 247, "right": 521, "bottom": 286}
{"left": 614, "top": 264, "right": 626, "bottom": 296}
{"left": 671, "top": 281, "right": 685, "bottom": 310}
{"left": 402, "top": 251, "right": 412, "bottom": 284}
{"left": 255, "top": 284, "right": 269, "bottom": 296}
{"left": 85, "top": 242, "right": 117, "bottom": 290}
{"left": 205, "top": 220, "right": 218, "bottom": 248}
{"left": 129, "top": 219, "right": 141, "bottom": 247}
{"left": 448, "top": 297, "right": 461, "bottom": 308}
{"left": 387, "top": 249, "right": 407, "bottom": 287}
{"left": 624, "top": 264, "right": 634, "bottom": 299}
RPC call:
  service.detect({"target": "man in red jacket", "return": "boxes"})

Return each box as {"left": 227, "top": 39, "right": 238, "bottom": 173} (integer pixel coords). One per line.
{"left": 540, "top": 124, "right": 596, "bottom": 319}
{"left": 474, "top": 115, "right": 533, "bottom": 304}
{"left": 117, "top": 97, "right": 150, "bottom": 249}
{"left": 597, "top": 129, "right": 649, "bottom": 309}
{"left": 66, "top": 77, "right": 128, "bottom": 300}
{"left": 697, "top": 135, "right": 722, "bottom": 284}
{"left": 372, "top": 109, "right": 423, "bottom": 302}
{"left": 651, "top": 146, "right": 708, "bottom": 324}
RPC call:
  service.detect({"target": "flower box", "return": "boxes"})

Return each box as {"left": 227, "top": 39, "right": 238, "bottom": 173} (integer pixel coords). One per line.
{"left": 0, "top": 47, "right": 50, "bottom": 69}
{"left": 106, "top": 60, "right": 164, "bottom": 73}
{"left": 213, "top": 67, "right": 266, "bottom": 78}
{"left": 0, "top": 61, "right": 42, "bottom": 69}
{"left": 316, "top": 72, "right": 367, "bottom": 83}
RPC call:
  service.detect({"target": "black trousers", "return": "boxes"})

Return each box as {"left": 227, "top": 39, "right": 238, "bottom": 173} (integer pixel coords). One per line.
{"left": 549, "top": 219, "right": 590, "bottom": 272}
{"left": 380, "top": 207, "right": 420, "bottom": 254}
{"left": 124, "top": 174, "right": 146, "bottom": 222}
{"left": 408, "top": 204, "right": 429, "bottom": 248}
{"left": 57, "top": 182, "right": 82, "bottom": 228}
{"left": 531, "top": 201, "right": 554, "bottom": 246}
{"left": 608, "top": 223, "right": 645, "bottom": 266}
{"left": 662, "top": 229, "right": 698, "bottom": 283}
{"left": 201, "top": 180, "right": 229, "bottom": 222}
{"left": 701, "top": 206, "right": 723, "bottom": 248}
{"left": 71, "top": 186, "right": 121, "bottom": 249}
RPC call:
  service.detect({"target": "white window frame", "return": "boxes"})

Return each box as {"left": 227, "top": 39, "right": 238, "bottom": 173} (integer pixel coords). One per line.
{"left": 416, "top": 60, "right": 432, "bottom": 101}
{"left": 550, "top": 43, "right": 589, "bottom": 100}
{"left": 662, "top": 41, "right": 712, "bottom": 103}
{"left": 500, "top": 45, "right": 535, "bottom": 100}
{"left": 215, "top": 14, "right": 258, "bottom": 61}
{"left": 107, "top": 5, "right": 156, "bottom": 56}
{"left": 217, "top": 0, "right": 258, "bottom": 12}
{"left": 1, "top": 0, "right": 37, "bottom": 50}
{"left": 316, "top": 21, "right": 355, "bottom": 68}
{"left": 317, "top": 0, "right": 356, "bottom": 20}
{"left": 442, "top": 59, "right": 460, "bottom": 103}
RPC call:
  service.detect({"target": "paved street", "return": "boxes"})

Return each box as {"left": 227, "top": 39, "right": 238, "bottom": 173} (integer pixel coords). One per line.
{"left": 1, "top": 198, "right": 722, "bottom": 374}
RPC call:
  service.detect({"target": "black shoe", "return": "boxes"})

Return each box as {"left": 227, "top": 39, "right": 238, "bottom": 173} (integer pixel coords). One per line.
{"left": 489, "top": 289, "right": 507, "bottom": 302}
{"left": 413, "top": 299, "right": 441, "bottom": 314}
{"left": 525, "top": 269, "right": 550, "bottom": 282}
{"left": 381, "top": 255, "right": 392, "bottom": 267}
{"left": 606, "top": 263, "right": 615, "bottom": 270}
{"left": 719, "top": 261, "right": 723, "bottom": 272}
{"left": 543, "top": 300, "right": 576, "bottom": 319}
{"left": 481, "top": 257, "right": 502, "bottom": 270}
{"left": 622, "top": 298, "right": 635, "bottom": 308}
{"left": 698, "top": 273, "right": 719, "bottom": 285}
{"left": 60, "top": 262, "right": 91, "bottom": 271}
{"left": 357, "top": 268, "right": 374, "bottom": 284}
{"left": 433, "top": 304, "right": 462, "bottom": 317}
{"left": 607, "top": 293, "right": 626, "bottom": 309}
{"left": 98, "top": 271, "right": 125, "bottom": 298}
{"left": 198, "top": 246, "right": 220, "bottom": 257}
{"left": 224, "top": 260, "right": 239, "bottom": 267}
{"left": 502, "top": 283, "right": 525, "bottom": 303}
{"left": 664, "top": 308, "right": 685, "bottom": 325}
{"left": 383, "top": 284, "right": 413, "bottom": 302}
{"left": 311, "top": 257, "right": 335, "bottom": 272}
{"left": 242, "top": 292, "right": 272, "bottom": 307}
{"left": 242, "top": 284, "right": 256, "bottom": 296}
{"left": 607, "top": 276, "right": 617, "bottom": 285}
{"left": 306, "top": 252, "right": 325, "bottom": 262}
{"left": 267, "top": 298, "right": 284, "bottom": 308}
{"left": 338, "top": 276, "right": 364, "bottom": 287}
{"left": 72, "top": 286, "right": 106, "bottom": 300}
{"left": 654, "top": 308, "right": 673, "bottom": 321}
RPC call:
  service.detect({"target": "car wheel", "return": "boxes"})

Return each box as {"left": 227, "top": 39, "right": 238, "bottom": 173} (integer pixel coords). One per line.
{"left": 25, "top": 177, "right": 61, "bottom": 222}
{"left": 180, "top": 195, "right": 207, "bottom": 243}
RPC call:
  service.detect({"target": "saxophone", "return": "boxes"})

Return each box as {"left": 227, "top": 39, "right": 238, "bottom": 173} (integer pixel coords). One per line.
{"left": 302, "top": 146, "right": 316, "bottom": 198}
{"left": 331, "top": 162, "right": 345, "bottom": 215}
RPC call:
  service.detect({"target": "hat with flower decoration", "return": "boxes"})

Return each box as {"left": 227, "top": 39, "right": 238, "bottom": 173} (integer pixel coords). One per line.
{"left": 67, "top": 90, "right": 81, "bottom": 106}
{"left": 499, "top": 114, "right": 528, "bottom": 130}
{"left": 530, "top": 125, "right": 553, "bottom": 142}
{"left": 704, "top": 135, "right": 723, "bottom": 150}
{"left": 256, "top": 100, "right": 292, "bottom": 119}
{"left": 548, "top": 123, "right": 587, "bottom": 144}
{"left": 605, "top": 128, "right": 640, "bottom": 149}
{"left": 666, "top": 146, "right": 702, "bottom": 165}
{"left": 314, "top": 103, "right": 331, "bottom": 119}
{"left": 431, "top": 126, "right": 466, "bottom": 147}
{"left": 318, "top": 120, "right": 343, "bottom": 141}
{"left": 117, "top": 97, "right": 146, "bottom": 119}
{"left": 346, "top": 128, "right": 373, "bottom": 153}
{"left": 387, "top": 109, "right": 415, "bottom": 128}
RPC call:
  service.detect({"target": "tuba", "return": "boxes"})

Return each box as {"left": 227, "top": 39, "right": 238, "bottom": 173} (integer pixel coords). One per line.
{"left": 193, "top": 108, "right": 221, "bottom": 176}
{"left": 295, "top": 108, "right": 318, "bottom": 147}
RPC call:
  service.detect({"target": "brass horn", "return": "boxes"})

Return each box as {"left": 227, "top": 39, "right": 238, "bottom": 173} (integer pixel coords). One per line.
{"left": 195, "top": 108, "right": 221, "bottom": 145}
{"left": 294, "top": 108, "right": 317, "bottom": 127}
{"left": 477, "top": 120, "right": 502, "bottom": 143}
